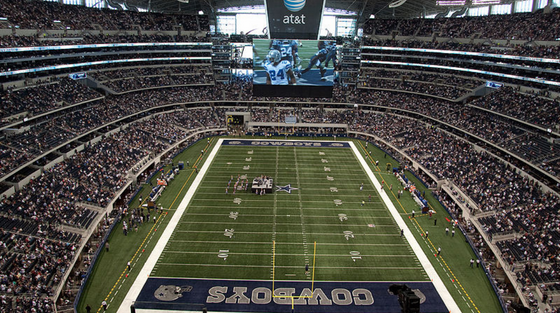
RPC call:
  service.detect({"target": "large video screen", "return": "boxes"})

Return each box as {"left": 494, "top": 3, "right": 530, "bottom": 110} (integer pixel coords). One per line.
{"left": 252, "top": 39, "right": 336, "bottom": 98}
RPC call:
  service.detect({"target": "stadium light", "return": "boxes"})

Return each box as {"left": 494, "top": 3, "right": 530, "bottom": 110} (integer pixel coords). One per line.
{"left": 472, "top": 0, "right": 500, "bottom": 4}
{"left": 436, "top": 0, "right": 466, "bottom": 5}
{"left": 388, "top": 0, "right": 407, "bottom": 8}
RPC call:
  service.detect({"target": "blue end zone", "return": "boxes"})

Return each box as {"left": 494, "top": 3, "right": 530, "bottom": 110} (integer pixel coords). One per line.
{"left": 134, "top": 278, "right": 448, "bottom": 312}
{"left": 222, "top": 139, "right": 350, "bottom": 148}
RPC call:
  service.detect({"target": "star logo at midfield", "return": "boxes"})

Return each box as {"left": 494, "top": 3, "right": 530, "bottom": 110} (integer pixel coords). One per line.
{"left": 276, "top": 184, "right": 298, "bottom": 194}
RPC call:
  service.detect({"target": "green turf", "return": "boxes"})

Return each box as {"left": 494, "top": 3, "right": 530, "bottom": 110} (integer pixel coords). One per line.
{"left": 152, "top": 146, "right": 427, "bottom": 281}
{"left": 154, "top": 144, "right": 427, "bottom": 283}
{"left": 79, "top": 136, "right": 503, "bottom": 313}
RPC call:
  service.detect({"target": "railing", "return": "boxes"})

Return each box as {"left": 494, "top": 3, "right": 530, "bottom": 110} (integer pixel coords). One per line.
{"left": 72, "top": 214, "right": 119, "bottom": 313}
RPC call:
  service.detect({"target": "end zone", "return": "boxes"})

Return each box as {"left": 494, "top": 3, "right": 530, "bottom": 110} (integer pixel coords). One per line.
{"left": 134, "top": 277, "right": 448, "bottom": 313}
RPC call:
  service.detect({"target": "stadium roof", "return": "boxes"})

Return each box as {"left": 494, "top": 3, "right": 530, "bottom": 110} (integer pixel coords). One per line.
{"left": 111, "top": 0, "right": 458, "bottom": 26}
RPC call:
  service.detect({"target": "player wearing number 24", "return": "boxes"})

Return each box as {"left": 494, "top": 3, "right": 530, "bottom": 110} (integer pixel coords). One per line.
{"left": 264, "top": 50, "right": 297, "bottom": 85}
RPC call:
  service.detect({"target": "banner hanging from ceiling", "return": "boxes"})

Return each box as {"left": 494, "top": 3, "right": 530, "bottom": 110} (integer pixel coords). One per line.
{"left": 265, "top": 0, "right": 325, "bottom": 39}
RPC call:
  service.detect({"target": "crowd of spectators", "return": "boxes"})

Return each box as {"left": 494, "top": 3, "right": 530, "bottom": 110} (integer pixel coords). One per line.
{"left": 503, "top": 133, "right": 556, "bottom": 163}
{"left": 0, "top": 0, "right": 208, "bottom": 32}
{"left": 2, "top": 71, "right": 559, "bottom": 186}
{"left": 0, "top": 51, "right": 211, "bottom": 82}
{"left": 0, "top": 83, "right": 226, "bottom": 180}
{"left": 359, "top": 69, "right": 482, "bottom": 89}
{"left": 0, "top": 34, "right": 212, "bottom": 48}
{"left": 4, "top": 73, "right": 559, "bottom": 182}
{"left": 0, "top": 144, "right": 34, "bottom": 180}
{"left": 100, "top": 72, "right": 213, "bottom": 93}
{"left": 1, "top": 78, "right": 101, "bottom": 124}
{"left": 541, "top": 159, "right": 560, "bottom": 178}
{"left": 248, "top": 108, "right": 299, "bottom": 123}
{"left": 361, "top": 52, "right": 560, "bottom": 92}
{"left": 364, "top": 9, "right": 560, "bottom": 41}
{"left": 0, "top": 108, "right": 223, "bottom": 312}
{"left": 363, "top": 38, "right": 560, "bottom": 60}
{"left": 360, "top": 77, "right": 470, "bottom": 100}
{"left": 0, "top": 227, "right": 77, "bottom": 312}
{"left": 470, "top": 86, "right": 560, "bottom": 130}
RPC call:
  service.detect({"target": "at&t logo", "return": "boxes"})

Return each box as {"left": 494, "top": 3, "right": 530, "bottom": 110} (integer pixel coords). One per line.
{"left": 283, "top": 0, "right": 307, "bottom": 24}
{"left": 284, "top": 0, "right": 305, "bottom": 12}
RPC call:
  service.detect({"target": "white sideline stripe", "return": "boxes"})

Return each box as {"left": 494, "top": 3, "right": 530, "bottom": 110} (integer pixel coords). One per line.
{"left": 349, "top": 141, "right": 461, "bottom": 313}
{"left": 117, "top": 138, "right": 224, "bottom": 313}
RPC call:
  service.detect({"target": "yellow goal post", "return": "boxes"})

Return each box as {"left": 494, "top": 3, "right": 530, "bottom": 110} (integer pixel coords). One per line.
{"left": 271, "top": 241, "right": 317, "bottom": 310}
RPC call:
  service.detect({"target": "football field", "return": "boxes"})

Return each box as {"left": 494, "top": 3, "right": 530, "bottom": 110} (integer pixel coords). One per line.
{"left": 156, "top": 142, "right": 425, "bottom": 281}
{"left": 118, "top": 139, "right": 458, "bottom": 313}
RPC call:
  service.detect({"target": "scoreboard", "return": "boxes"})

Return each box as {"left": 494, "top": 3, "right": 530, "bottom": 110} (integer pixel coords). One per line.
{"left": 226, "top": 112, "right": 250, "bottom": 127}
{"left": 227, "top": 115, "right": 244, "bottom": 125}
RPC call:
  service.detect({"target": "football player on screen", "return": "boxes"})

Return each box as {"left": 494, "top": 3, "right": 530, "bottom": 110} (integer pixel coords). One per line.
{"left": 269, "top": 39, "right": 301, "bottom": 67}
{"left": 301, "top": 48, "right": 328, "bottom": 80}
{"left": 324, "top": 41, "right": 338, "bottom": 69}
{"left": 264, "top": 50, "right": 297, "bottom": 85}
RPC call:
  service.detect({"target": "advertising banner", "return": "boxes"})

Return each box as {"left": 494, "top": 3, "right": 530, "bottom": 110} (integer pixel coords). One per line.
{"left": 265, "top": 0, "right": 325, "bottom": 39}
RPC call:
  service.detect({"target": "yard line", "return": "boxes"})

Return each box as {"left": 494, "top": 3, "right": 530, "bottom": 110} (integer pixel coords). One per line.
{"left": 160, "top": 251, "right": 418, "bottom": 258}
{"left": 172, "top": 231, "right": 403, "bottom": 236}
{"left": 178, "top": 221, "right": 397, "bottom": 227}
{"left": 195, "top": 202, "right": 387, "bottom": 208}
{"left": 301, "top": 207, "right": 387, "bottom": 211}
{"left": 182, "top": 213, "right": 392, "bottom": 219}
{"left": 167, "top": 240, "right": 411, "bottom": 246}
{"left": 186, "top": 206, "right": 388, "bottom": 211}
{"left": 154, "top": 263, "right": 423, "bottom": 270}
{"left": 188, "top": 198, "right": 383, "bottom": 203}
{"left": 197, "top": 184, "right": 382, "bottom": 189}
{"left": 203, "top": 173, "right": 374, "bottom": 179}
